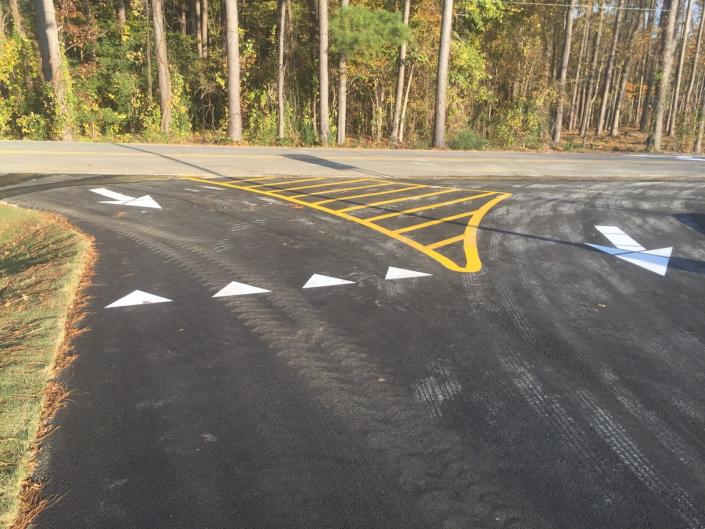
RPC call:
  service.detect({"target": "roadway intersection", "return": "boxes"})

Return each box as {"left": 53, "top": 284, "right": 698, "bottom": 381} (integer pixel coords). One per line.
{"left": 2, "top": 147, "right": 705, "bottom": 529}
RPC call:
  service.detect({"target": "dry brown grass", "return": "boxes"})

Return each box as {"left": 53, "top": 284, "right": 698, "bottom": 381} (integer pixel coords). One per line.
{"left": 0, "top": 204, "right": 95, "bottom": 529}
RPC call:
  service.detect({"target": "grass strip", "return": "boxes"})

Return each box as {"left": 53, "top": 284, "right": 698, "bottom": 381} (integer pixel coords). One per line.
{"left": 0, "top": 203, "right": 94, "bottom": 528}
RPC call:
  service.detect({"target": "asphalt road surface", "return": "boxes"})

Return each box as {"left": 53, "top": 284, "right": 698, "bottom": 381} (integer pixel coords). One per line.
{"left": 3, "top": 156, "right": 705, "bottom": 529}
{"left": 2, "top": 139, "right": 705, "bottom": 179}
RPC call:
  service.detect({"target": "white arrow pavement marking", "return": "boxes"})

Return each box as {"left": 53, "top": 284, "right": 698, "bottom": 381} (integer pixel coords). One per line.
{"left": 106, "top": 290, "right": 172, "bottom": 308}
{"left": 90, "top": 188, "right": 162, "bottom": 209}
{"left": 90, "top": 188, "right": 135, "bottom": 203}
{"left": 302, "top": 274, "right": 355, "bottom": 289}
{"left": 121, "top": 195, "right": 162, "bottom": 209}
{"left": 587, "top": 225, "right": 672, "bottom": 276}
{"left": 213, "top": 281, "right": 271, "bottom": 297}
{"left": 594, "top": 225, "right": 645, "bottom": 251}
{"left": 385, "top": 266, "right": 433, "bottom": 280}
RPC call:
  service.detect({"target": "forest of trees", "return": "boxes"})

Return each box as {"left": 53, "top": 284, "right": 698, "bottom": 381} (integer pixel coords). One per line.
{"left": 0, "top": 0, "right": 704, "bottom": 152}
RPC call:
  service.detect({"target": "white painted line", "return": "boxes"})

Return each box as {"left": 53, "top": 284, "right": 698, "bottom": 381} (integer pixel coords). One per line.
{"left": 213, "top": 281, "right": 271, "bottom": 297}
{"left": 200, "top": 185, "right": 224, "bottom": 190}
{"left": 595, "top": 226, "right": 645, "bottom": 251}
{"left": 385, "top": 266, "right": 433, "bottom": 280}
{"left": 302, "top": 274, "right": 355, "bottom": 289}
{"left": 106, "top": 290, "right": 172, "bottom": 308}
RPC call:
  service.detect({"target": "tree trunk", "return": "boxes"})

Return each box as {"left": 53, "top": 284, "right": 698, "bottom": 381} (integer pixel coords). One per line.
{"left": 336, "top": 0, "right": 349, "bottom": 146}
{"left": 151, "top": 0, "right": 171, "bottom": 135}
{"left": 117, "top": 0, "right": 127, "bottom": 28}
{"left": 319, "top": 0, "right": 330, "bottom": 145}
{"left": 277, "top": 0, "right": 287, "bottom": 141}
{"left": 0, "top": 2, "right": 5, "bottom": 41}
{"left": 35, "top": 0, "right": 72, "bottom": 140}
{"left": 610, "top": 12, "right": 640, "bottom": 136}
{"left": 648, "top": 0, "right": 680, "bottom": 151}
{"left": 596, "top": 0, "right": 625, "bottom": 135}
{"left": 569, "top": 4, "right": 591, "bottom": 131}
{"left": 684, "top": 0, "right": 704, "bottom": 110}
{"left": 391, "top": 0, "right": 411, "bottom": 144}
{"left": 667, "top": 0, "right": 693, "bottom": 135}
{"left": 180, "top": 1, "right": 187, "bottom": 35}
{"left": 580, "top": 1, "right": 606, "bottom": 137}
{"left": 201, "top": 0, "right": 208, "bottom": 58}
{"left": 635, "top": 51, "right": 648, "bottom": 127}
{"left": 695, "top": 81, "right": 705, "bottom": 152}
{"left": 225, "top": 0, "right": 242, "bottom": 141}
{"left": 10, "top": 0, "right": 25, "bottom": 37}
{"left": 432, "top": 0, "right": 453, "bottom": 148}
{"left": 399, "top": 63, "right": 414, "bottom": 143}
{"left": 553, "top": 0, "right": 578, "bottom": 144}
{"left": 195, "top": 0, "right": 203, "bottom": 58}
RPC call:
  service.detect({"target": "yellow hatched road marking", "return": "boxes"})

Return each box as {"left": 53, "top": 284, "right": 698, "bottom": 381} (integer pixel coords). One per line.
{"left": 246, "top": 177, "right": 325, "bottom": 189}
{"left": 280, "top": 178, "right": 372, "bottom": 192}
{"left": 364, "top": 192, "right": 498, "bottom": 222}
{"left": 338, "top": 188, "right": 459, "bottom": 213}
{"left": 393, "top": 211, "right": 474, "bottom": 234}
{"left": 184, "top": 177, "right": 510, "bottom": 273}
{"left": 304, "top": 182, "right": 402, "bottom": 202}
{"left": 317, "top": 185, "right": 428, "bottom": 206}
{"left": 427, "top": 234, "right": 466, "bottom": 250}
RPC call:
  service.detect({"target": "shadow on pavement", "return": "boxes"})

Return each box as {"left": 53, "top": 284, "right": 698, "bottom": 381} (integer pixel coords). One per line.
{"left": 674, "top": 213, "right": 705, "bottom": 236}
{"left": 281, "top": 154, "right": 357, "bottom": 172}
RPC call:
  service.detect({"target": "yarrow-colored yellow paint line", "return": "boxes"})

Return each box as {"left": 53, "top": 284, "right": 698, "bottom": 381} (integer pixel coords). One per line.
{"left": 185, "top": 175, "right": 511, "bottom": 273}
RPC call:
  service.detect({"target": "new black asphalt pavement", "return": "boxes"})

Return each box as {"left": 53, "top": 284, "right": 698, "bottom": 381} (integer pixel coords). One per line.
{"left": 4, "top": 171, "right": 705, "bottom": 529}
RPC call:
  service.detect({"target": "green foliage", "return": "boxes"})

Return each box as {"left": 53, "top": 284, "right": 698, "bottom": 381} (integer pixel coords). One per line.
{"left": 456, "top": 0, "right": 504, "bottom": 32}
{"left": 495, "top": 97, "right": 549, "bottom": 148}
{"left": 330, "top": 5, "right": 410, "bottom": 58}
{"left": 448, "top": 128, "right": 487, "bottom": 150}
{"left": 0, "top": 36, "right": 47, "bottom": 139}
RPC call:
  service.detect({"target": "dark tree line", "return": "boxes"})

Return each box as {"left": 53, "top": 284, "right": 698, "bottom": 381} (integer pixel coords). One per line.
{"left": 1, "top": 0, "right": 704, "bottom": 152}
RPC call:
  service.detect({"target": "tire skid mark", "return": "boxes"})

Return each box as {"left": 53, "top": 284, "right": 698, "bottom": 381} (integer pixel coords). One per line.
{"left": 575, "top": 389, "right": 705, "bottom": 529}
{"left": 507, "top": 195, "right": 705, "bottom": 529}
{"left": 31, "top": 199, "right": 548, "bottom": 529}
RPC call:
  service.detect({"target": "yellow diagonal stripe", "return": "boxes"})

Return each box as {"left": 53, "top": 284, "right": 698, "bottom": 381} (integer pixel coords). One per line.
{"left": 363, "top": 192, "right": 498, "bottom": 222}
{"left": 306, "top": 182, "right": 403, "bottom": 202}
{"left": 393, "top": 211, "right": 474, "bottom": 234}
{"left": 246, "top": 177, "right": 325, "bottom": 189}
{"left": 282, "top": 178, "right": 371, "bottom": 192}
{"left": 338, "top": 188, "right": 458, "bottom": 213}
{"left": 319, "top": 185, "right": 427, "bottom": 206}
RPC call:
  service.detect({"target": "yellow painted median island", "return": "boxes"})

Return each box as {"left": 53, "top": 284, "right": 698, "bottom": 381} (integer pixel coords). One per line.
{"left": 0, "top": 204, "right": 93, "bottom": 529}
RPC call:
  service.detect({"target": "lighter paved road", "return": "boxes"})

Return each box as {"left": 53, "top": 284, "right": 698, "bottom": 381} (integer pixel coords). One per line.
{"left": 3, "top": 165, "right": 705, "bottom": 529}
{"left": 1, "top": 139, "right": 705, "bottom": 179}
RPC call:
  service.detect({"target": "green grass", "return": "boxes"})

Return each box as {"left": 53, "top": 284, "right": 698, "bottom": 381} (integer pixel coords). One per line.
{"left": 0, "top": 204, "right": 91, "bottom": 528}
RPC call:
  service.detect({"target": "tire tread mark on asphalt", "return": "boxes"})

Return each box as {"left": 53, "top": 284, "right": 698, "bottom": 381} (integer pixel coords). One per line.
{"left": 27, "top": 198, "right": 550, "bottom": 529}
{"left": 493, "top": 194, "right": 705, "bottom": 529}
{"left": 575, "top": 389, "right": 704, "bottom": 529}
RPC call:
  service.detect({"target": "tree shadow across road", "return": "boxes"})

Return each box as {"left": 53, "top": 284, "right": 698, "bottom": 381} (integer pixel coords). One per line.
{"left": 674, "top": 213, "right": 705, "bottom": 236}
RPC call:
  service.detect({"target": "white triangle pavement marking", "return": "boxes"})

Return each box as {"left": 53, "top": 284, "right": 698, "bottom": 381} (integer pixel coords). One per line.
{"left": 616, "top": 247, "right": 672, "bottom": 276}
{"left": 105, "top": 290, "right": 172, "bottom": 308}
{"left": 122, "top": 195, "right": 162, "bottom": 209}
{"left": 385, "top": 266, "right": 433, "bottom": 280}
{"left": 302, "top": 274, "right": 356, "bottom": 289}
{"left": 90, "top": 188, "right": 135, "bottom": 203}
{"left": 213, "top": 281, "right": 271, "bottom": 298}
